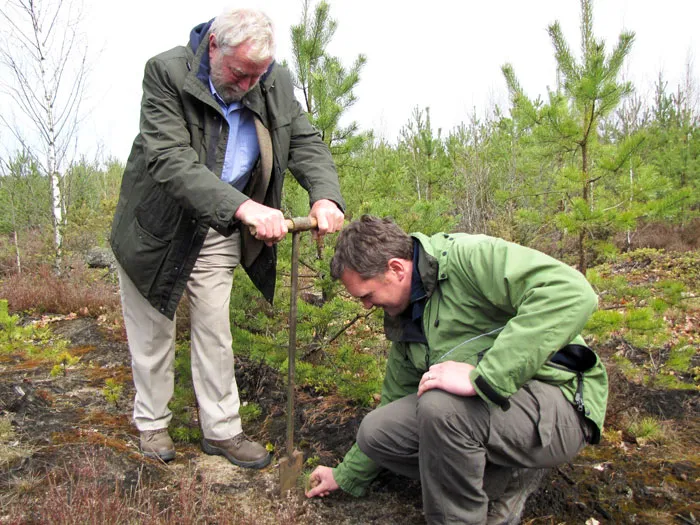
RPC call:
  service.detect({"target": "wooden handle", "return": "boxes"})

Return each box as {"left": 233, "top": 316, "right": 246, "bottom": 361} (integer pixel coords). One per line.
{"left": 248, "top": 216, "right": 318, "bottom": 237}
{"left": 285, "top": 216, "right": 318, "bottom": 233}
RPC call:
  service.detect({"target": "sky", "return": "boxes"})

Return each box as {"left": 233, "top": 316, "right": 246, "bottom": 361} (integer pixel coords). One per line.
{"left": 3, "top": 0, "right": 700, "bottom": 162}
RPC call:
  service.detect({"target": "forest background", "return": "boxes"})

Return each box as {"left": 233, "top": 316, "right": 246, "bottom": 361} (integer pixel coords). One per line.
{"left": 0, "top": 0, "right": 698, "bottom": 523}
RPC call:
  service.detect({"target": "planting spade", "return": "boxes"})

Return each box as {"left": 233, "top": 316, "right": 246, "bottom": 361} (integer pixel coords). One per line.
{"left": 278, "top": 216, "right": 317, "bottom": 494}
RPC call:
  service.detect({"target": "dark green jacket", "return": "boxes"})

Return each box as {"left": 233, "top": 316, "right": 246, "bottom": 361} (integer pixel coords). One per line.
{"left": 333, "top": 232, "right": 608, "bottom": 497}
{"left": 110, "top": 22, "right": 344, "bottom": 319}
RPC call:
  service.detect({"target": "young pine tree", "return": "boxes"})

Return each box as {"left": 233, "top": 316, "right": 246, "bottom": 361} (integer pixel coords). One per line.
{"left": 502, "top": 0, "right": 642, "bottom": 272}
{"left": 288, "top": 0, "right": 368, "bottom": 165}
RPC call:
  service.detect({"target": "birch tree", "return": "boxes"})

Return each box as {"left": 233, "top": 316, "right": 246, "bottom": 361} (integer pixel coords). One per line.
{"left": 0, "top": 0, "right": 89, "bottom": 266}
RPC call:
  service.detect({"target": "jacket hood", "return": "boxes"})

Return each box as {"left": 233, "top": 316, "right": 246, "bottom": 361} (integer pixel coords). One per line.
{"left": 188, "top": 19, "right": 275, "bottom": 87}
{"left": 189, "top": 20, "right": 213, "bottom": 54}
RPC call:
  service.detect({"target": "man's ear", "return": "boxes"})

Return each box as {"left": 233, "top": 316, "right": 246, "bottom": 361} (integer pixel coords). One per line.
{"left": 387, "top": 258, "right": 408, "bottom": 281}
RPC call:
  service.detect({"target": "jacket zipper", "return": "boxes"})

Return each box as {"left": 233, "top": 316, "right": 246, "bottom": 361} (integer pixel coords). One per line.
{"left": 547, "top": 362, "right": 588, "bottom": 415}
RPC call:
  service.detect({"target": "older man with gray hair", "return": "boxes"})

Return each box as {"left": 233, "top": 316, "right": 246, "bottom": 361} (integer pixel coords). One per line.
{"left": 110, "top": 8, "right": 344, "bottom": 468}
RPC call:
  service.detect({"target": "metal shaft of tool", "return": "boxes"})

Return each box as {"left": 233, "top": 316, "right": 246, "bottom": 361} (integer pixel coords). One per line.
{"left": 286, "top": 229, "right": 301, "bottom": 457}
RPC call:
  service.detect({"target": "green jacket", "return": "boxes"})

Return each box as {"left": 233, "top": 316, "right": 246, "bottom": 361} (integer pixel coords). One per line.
{"left": 333, "top": 232, "right": 608, "bottom": 497}
{"left": 110, "top": 22, "right": 344, "bottom": 319}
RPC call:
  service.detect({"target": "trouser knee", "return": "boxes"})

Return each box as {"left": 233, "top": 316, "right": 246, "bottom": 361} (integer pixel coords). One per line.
{"left": 416, "top": 389, "right": 452, "bottom": 422}
{"left": 416, "top": 391, "right": 453, "bottom": 445}
{"left": 356, "top": 409, "right": 383, "bottom": 459}
{"left": 416, "top": 389, "right": 488, "bottom": 444}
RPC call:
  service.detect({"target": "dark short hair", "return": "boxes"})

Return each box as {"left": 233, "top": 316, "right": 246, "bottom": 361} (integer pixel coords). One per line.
{"left": 330, "top": 215, "right": 413, "bottom": 280}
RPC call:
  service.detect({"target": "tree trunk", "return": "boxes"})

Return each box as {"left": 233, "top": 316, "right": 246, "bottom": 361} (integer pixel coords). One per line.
{"left": 13, "top": 229, "right": 22, "bottom": 275}
{"left": 412, "top": 150, "right": 422, "bottom": 200}
{"left": 8, "top": 191, "right": 22, "bottom": 275}
{"left": 578, "top": 141, "right": 589, "bottom": 273}
{"left": 34, "top": 3, "right": 63, "bottom": 267}
{"left": 626, "top": 162, "right": 634, "bottom": 251}
{"left": 578, "top": 229, "right": 587, "bottom": 274}
{"left": 49, "top": 167, "right": 63, "bottom": 268}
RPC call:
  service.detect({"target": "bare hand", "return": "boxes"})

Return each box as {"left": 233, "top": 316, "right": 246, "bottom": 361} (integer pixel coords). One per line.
{"left": 235, "top": 200, "right": 287, "bottom": 245}
{"left": 305, "top": 466, "right": 340, "bottom": 498}
{"left": 417, "top": 361, "right": 477, "bottom": 397}
{"left": 309, "top": 199, "right": 344, "bottom": 239}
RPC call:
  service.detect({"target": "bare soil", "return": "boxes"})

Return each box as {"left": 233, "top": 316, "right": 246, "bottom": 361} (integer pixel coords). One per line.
{"left": 1, "top": 313, "right": 698, "bottom": 524}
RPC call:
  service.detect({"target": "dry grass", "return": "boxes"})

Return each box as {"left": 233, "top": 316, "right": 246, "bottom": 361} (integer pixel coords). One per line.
{"left": 1, "top": 450, "right": 306, "bottom": 524}
{"left": 615, "top": 219, "right": 700, "bottom": 252}
{"left": 0, "top": 228, "right": 120, "bottom": 318}
{"left": 0, "top": 258, "right": 120, "bottom": 316}
{"left": 0, "top": 229, "right": 54, "bottom": 276}
{"left": 0, "top": 415, "right": 33, "bottom": 470}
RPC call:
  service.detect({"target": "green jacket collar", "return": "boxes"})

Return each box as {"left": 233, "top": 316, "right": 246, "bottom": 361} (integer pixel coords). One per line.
{"left": 384, "top": 233, "right": 440, "bottom": 341}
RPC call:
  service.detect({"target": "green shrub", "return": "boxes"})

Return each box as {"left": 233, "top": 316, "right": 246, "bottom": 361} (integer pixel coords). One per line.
{"left": 651, "top": 373, "right": 696, "bottom": 390}
{"left": 239, "top": 402, "right": 263, "bottom": 423}
{"left": 50, "top": 351, "right": 80, "bottom": 377}
{"left": 0, "top": 299, "right": 30, "bottom": 350}
{"left": 102, "top": 378, "right": 124, "bottom": 408}
{"left": 666, "top": 342, "right": 695, "bottom": 373}
{"left": 627, "top": 416, "right": 666, "bottom": 444}
{"left": 584, "top": 310, "right": 623, "bottom": 340}
{"left": 170, "top": 341, "right": 200, "bottom": 443}
{"left": 611, "top": 354, "right": 644, "bottom": 383}
{"left": 0, "top": 299, "right": 69, "bottom": 359}
{"left": 624, "top": 248, "right": 663, "bottom": 265}
{"left": 623, "top": 307, "right": 667, "bottom": 347}
{"left": 649, "top": 297, "right": 669, "bottom": 313}
{"left": 656, "top": 280, "right": 685, "bottom": 306}
{"left": 624, "top": 307, "right": 661, "bottom": 331}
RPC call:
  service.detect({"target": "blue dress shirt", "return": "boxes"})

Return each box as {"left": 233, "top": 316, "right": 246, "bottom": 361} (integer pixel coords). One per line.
{"left": 209, "top": 79, "right": 260, "bottom": 191}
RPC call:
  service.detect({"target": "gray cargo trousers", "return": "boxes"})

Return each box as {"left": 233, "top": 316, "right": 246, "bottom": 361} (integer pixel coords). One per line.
{"left": 356, "top": 380, "right": 592, "bottom": 524}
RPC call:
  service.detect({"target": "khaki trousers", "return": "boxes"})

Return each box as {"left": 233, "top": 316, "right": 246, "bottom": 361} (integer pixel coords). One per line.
{"left": 356, "top": 381, "right": 590, "bottom": 525}
{"left": 118, "top": 228, "right": 243, "bottom": 440}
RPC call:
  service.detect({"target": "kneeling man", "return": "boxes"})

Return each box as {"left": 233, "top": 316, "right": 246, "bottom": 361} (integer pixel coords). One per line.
{"left": 306, "top": 215, "right": 607, "bottom": 525}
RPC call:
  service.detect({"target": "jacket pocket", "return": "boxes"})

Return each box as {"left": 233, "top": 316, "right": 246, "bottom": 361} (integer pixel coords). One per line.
{"left": 118, "top": 217, "right": 171, "bottom": 298}
{"left": 135, "top": 186, "right": 182, "bottom": 240}
{"left": 485, "top": 380, "right": 556, "bottom": 451}
{"left": 523, "top": 381, "right": 555, "bottom": 448}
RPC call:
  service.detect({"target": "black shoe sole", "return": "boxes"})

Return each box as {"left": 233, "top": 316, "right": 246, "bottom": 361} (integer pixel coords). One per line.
{"left": 201, "top": 439, "right": 271, "bottom": 469}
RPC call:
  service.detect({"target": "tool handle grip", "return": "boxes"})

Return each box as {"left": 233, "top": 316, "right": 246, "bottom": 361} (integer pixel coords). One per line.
{"left": 285, "top": 216, "right": 318, "bottom": 233}
{"left": 248, "top": 216, "right": 318, "bottom": 237}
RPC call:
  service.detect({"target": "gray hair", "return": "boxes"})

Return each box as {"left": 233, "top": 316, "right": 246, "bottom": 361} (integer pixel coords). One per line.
{"left": 210, "top": 8, "right": 275, "bottom": 63}
{"left": 330, "top": 215, "right": 414, "bottom": 280}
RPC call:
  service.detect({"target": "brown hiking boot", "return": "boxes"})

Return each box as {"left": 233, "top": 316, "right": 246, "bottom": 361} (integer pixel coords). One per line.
{"left": 486, "top": 468, "right": 546, "bottom": 524}
{"left": 140, "top": 428, "right": 175, "bottom": 462}
{"left": 201, "top": 433, "right": 271, "bottom": 469}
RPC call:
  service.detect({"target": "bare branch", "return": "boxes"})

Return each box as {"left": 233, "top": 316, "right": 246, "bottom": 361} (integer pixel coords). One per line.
{"left": 0, "top": 3, "right": 41, "bottom": 57}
